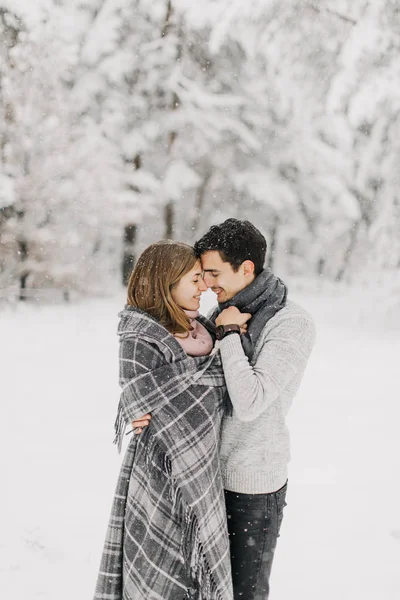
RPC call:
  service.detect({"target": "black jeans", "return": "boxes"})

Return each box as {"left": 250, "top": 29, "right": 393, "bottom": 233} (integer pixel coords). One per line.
{"left": 224, "top": 482, "right": 287, "bottom": 600}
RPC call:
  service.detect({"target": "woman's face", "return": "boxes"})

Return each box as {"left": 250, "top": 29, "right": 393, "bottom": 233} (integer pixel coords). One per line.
{"left": 171, "top": 261, "right": 208, "bottom": 311}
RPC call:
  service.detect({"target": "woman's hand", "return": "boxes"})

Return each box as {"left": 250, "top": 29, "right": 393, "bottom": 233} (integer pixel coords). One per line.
{"left": 216, "top": 306, "right": 251, "bottom": 327}
{"left": 132, "top": 413, "right": 152, "bottom": 434}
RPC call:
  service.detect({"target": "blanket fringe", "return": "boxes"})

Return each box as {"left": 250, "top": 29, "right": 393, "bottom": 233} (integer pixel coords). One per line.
{"left": 114, "top": 420, "right": 225, "bottom": 599}
{"left": 181, "top": 498, "right": 222, "bottom": 600}
{"left": 160, "top": 452, "right": 223, "bottom": 599}
{"left": 113, "top": 401, "right": 126, "bottom": 453}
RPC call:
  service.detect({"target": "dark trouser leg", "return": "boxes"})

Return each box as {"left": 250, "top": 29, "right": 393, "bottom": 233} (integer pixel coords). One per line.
{"left": 224, "top": 482, "right": 287, "bottom": 600}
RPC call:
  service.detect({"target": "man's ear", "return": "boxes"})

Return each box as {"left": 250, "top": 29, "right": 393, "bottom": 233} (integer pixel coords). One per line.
{"left": 242, "top": 260, "right": 255, "bottom": 277}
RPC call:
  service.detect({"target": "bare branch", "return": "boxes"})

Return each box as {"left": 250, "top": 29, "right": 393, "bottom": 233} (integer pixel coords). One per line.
{"left": 309, "top": 4, "right": 357, "bottom": 25}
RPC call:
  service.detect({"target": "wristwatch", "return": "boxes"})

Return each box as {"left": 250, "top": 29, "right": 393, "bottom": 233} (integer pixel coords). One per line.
{"left": 215, "top": 324, "right": 241, "bottom": 341}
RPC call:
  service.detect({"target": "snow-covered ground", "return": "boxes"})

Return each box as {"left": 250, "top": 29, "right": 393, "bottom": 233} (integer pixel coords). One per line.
{"left": 1, "top": 287, "right": 399, "bottom": 600}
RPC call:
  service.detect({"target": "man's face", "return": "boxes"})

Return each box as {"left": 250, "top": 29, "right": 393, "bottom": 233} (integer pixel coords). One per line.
{"left": 201, "top": 251, "right": 254, "bottom": 302}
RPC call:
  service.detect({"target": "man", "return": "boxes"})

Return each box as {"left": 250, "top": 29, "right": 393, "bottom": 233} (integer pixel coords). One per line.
{"left": 133, "top": 219, "right": 316, "bottom": 599}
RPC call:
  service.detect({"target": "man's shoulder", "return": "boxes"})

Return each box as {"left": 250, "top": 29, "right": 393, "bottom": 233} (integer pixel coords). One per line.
{"left": 261, "top": 299, "right": 316, "bottom": 340}
{"left": 277, "top": 299, "right": 314, "bottom": 323}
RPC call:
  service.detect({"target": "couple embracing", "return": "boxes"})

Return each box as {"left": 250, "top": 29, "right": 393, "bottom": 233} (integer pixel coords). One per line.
{"left": 94, "top": 219, "right": 316, "bottom": 600}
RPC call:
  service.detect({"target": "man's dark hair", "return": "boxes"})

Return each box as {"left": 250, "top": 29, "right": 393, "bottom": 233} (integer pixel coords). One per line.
{"left": 194, "top": 218, "right": 267, "bottom": 275}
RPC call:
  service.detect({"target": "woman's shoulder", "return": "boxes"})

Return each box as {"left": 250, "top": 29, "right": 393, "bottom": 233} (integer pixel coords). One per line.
{"left": 118, "top": 305, "right": 160, "bottom": 333}
{"left": 117, "top": 306, "right": 186, "bottom": 359}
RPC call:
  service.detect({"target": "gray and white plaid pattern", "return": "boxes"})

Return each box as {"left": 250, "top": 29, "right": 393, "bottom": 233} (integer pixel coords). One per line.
{"left": 94, "top": 307, "right": 233, "bottom": 600}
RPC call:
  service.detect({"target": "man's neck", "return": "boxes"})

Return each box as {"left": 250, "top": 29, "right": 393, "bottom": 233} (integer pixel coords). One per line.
{"left": 228, "top": 274, "right": 257, "bottom": 302}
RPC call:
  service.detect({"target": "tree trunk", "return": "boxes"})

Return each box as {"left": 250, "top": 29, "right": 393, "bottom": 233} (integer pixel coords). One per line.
{"left": 122, "top": 224, "right": 137, "bottom": 285}
{"left": 162, "top": 0, "right": 180, "bottom": 242}
{"left": 161, "top": 0, "right": 173, "bottom": 38}
{"left": 335, "top": 219, "right": 361, "bottom": 282}
{"left": 267, "top": 215, "right": 279, "bottom": 271}
{"left": 18, "top": 238, "right": 28, "bottom": 301}
{"left": 191, "top": 171, "right": 211, "bottom": 239}
{"left": 164, "top": 202, "right": 174, "bottom": 239}
{"left": 317, "top": 257, "right": 325, "bottom": 277}
{"left": 121, "top": 153, "right": 141, "bottom": 285}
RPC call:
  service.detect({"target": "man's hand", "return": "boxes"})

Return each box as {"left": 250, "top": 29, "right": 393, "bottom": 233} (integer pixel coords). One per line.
{"left": 216, "top": 306, "right": 252, "bottom": 327}
{"left": 132, "top": 413, "right": 152, "bottom": 434}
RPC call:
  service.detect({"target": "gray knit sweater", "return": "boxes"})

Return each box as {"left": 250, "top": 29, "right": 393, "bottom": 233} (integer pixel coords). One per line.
{"left": 217, "top": 299, "right": 316, "bottom": 494}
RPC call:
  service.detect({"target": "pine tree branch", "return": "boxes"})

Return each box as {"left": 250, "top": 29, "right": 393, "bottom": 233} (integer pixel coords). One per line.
{"left": 310, "top": 4, "right": 357, "bottom": 25}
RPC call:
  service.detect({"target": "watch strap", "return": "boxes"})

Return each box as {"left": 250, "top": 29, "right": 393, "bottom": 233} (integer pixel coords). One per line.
{"left": 222, "top": 329, "right": 241, "bottom": 339}
{"left": 217, "top": 324, "right": 241, "bottom": 340}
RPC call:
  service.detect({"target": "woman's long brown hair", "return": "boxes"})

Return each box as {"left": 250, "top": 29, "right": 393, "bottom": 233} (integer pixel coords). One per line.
{"left": 127, "top": 240, "right": 198, "bottom": 335}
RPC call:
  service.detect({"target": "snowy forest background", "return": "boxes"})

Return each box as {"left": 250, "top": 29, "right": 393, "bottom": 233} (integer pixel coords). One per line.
{"left": 1, "top": 3, "right": 400, "bottom": 600}
{"left": 1, "top": 0, "right": 400, "bottom": 303}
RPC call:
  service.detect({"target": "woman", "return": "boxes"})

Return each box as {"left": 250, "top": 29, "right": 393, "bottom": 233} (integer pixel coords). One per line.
{"left": 94, "top": 241, "right": 233, "bottom": 600}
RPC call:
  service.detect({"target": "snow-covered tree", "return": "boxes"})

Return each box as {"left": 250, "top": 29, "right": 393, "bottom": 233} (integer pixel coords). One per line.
{"left": 0, "top": 2, "right": 127, "bottom": 296}
{"left": 1, "top": 0, "right": 400, "bottom": 299}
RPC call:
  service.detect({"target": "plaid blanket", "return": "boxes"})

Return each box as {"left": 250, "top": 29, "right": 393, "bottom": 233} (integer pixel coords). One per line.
{"left": 94, "top": 307, "right": 233, "bottom": 600}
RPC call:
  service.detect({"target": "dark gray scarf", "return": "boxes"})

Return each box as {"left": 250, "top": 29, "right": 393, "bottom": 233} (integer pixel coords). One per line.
{"left": 209, "top": 268, "right": 287, "bottom": 363}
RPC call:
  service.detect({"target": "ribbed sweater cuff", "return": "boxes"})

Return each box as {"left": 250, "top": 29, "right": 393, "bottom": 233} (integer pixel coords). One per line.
{"left": 222, "top": 468, "right": 288, "bottom": 495}
{"left": 219, "top": 332, "right": 243, "bottom": 357}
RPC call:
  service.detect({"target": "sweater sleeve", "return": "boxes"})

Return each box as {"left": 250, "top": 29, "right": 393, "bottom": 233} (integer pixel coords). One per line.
{"left": 219, "top": 315, "right": 316, "bottom": 422}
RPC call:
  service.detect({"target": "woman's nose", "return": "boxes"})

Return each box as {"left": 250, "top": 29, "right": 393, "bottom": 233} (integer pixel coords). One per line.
{"left": 198, "top": 277, "right": 208, "bottom": 292}
{"left": 202, "top": 273, "right": 212, "bottom": 287}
